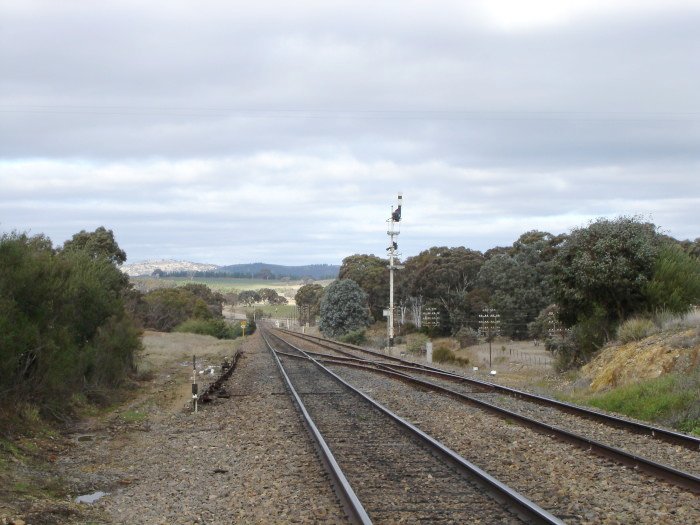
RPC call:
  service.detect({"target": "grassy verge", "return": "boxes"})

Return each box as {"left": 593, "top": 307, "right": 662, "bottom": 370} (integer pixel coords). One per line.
{"left": 565, "top": 370, "right": 700, "bottom": 435}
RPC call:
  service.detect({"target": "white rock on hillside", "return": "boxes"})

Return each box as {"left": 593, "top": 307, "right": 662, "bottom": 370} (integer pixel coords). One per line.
{"left": 121, "top": 259, "right": 220, "bottom": 277}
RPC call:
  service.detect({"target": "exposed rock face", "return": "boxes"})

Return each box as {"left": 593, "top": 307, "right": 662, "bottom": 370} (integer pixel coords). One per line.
{"left": 582, "top": 329, "right": 700, "bottom": 391}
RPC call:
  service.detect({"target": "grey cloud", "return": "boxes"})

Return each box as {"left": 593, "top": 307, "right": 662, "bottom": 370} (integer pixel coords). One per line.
{"left": 2, "top": 4, "right": 699, "bottom": 164}
{"left": 1, "top": 2, "right": 699, "bottom": 263}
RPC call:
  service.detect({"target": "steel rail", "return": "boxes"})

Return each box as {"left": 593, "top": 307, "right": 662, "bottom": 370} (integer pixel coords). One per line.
{"left": 262, "top": 330, "right": 372, "bottom": 525}
{"left": 366, "top": 365, "right": 700, "bottom": 493}
{"left": 278, "top": 328, "right": 700, "bottom": 450}
{"left": 266, "top": 329, "right": 566, "bottom": 525}
{"left": 271, "top": 333, "right": 700, "bottom": 495}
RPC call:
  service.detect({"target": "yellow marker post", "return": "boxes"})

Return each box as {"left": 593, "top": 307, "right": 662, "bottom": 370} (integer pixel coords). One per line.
{"left": 241, "top": 320, "right": 247, "bottom": 338}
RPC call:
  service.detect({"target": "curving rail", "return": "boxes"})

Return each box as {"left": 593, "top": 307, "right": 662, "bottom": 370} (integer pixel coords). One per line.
{"left": 279, "top": 328, "right": 700, "bottom": 451}
{"left": 272, "top": 328, "right": 700, "bottom": 494}
{"left": 263, "top": 327, "right": 565, "bottom": 525}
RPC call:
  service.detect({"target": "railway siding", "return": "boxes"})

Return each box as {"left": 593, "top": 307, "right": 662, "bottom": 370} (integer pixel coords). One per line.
{"left": 270, "top": 335, "right": 542, "bottom": 524}
{"left": 323, "top": 363, "right": 700, "bottom": 524}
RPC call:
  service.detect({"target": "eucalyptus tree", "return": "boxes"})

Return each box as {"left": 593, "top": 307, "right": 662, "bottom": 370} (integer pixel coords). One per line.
{"left": 319, "top": 279, "right": 373, "bottom": 338}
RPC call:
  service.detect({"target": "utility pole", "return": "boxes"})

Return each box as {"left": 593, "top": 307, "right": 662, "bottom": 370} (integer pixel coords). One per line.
{"left": 386, "top": 193, "right": 404, "bottom": 348}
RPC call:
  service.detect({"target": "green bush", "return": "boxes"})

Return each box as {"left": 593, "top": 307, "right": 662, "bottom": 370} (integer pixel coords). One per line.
{"left": 406, "top": 333, "right": 429, "bottom": 354}
{"left": 0, "top": 229, "right": 140, "bottom": 419}
{"left": 432, "top": 346, "right": 469, "bottom": 366}
{"left": 319, "top": 279, "right": 373, "bottom": 337}
{"left": 339, "top": 329, "right": 366, "bottom": 345}
{"left": 455, "top": 326, "right": 478, "bottom": 348}
{"left": 174, "top": 318, "right": 239, "bottom": 339}
{"left": 545, "top": 305, "right": 610, "bottom": 370}
{"left": 141, "top": 288, "right": 213, "bottom": 332}
{"left": 644, "top": 243, "right": 700, "bottom": 315}
{"left": 433, "top": 346, "right": 455, "bottom": 363}
{"left": 617, "top": 317, "right": 659, "bottom": 343}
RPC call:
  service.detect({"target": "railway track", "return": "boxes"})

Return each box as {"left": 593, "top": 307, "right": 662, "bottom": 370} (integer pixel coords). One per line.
{"left": 262, "top": 327, "right": 564, "bottom": 524}
{"left": 280, "top": 330, "right": 693, "bottom": 442}
{"left": 278, "top": 331, "right": 700, "bottom": 460}
{"left": 268, "top": 327, "right": 700, "bottom": 523}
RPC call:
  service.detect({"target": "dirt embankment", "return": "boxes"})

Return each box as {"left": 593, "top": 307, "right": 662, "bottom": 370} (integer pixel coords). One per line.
{"left": 582, "top": 329, "right": 700, "bottom": 392}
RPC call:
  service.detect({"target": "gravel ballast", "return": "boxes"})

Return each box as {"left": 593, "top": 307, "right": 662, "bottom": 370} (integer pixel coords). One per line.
{"left": 323, "top": 362, "right": 700, "bottom": 524}
{"left": 60, "top": 333, "right": 348, "bottom": 524}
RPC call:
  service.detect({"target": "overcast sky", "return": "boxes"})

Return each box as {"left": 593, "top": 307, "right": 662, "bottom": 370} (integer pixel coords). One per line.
{"left": 1, "top": 0, "right": 699, "bottom": 265}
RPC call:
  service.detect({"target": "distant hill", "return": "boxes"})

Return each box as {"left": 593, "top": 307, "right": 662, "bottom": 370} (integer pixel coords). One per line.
{"left": 122, "top": 259, "right": 219, "bottom": 277}
{"left": 216, "top": 262, "right": 339, "bottom": 280}
{"left": 122, "top": 260, "right": 339, "bottom": 280}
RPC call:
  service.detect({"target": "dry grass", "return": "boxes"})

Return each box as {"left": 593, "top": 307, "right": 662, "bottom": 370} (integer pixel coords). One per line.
{"left": 617, "top": 317, "right": 659, "bottom": 343}
{"left": 653, "top": 308, "right": 700, "bottom": 331}
{"left": 140, "top": 330, "right": 240, "bottom": 369}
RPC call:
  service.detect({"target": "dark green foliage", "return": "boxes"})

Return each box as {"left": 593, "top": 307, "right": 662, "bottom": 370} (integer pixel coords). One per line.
{"left": 134, "top": 278, "right": 227, "bottom": 334}
{"left": 527, "top": 304, "right": 558, "bottom": 340}
{"left": 295, "top": 283, "right": 324, "bottom": 325}
{"left": 548, "top": 217, "right": 662, "bottom": 368}
{"left": 478, "top": 231, "right": 563, "bottom": 339}
{"left": 258, "top": 287, "right": 288, "bottom": 304}
{"left": 174, "top": 318, "right": 241, "bottom": 339}
{"left": 402, "top": 246, "right": 485, "bottom": 333}
{"left": 319, "top": 279, "right": 373, "bottom": 338}
{"left": 215, "top": 262, "right": 340, "bottom": 280}
{"left": 141, "top": 288, "right": 214, "bottom": 332}
{"left": 432, "top": 346, "right": 469, "bottom": 366}
{"left": 643, "top": 243, "right": 700, "bottom": 314}
{"left": 339, "top": 254, "right": 388, "bottom": 320}
{"left": 237, "top": 290, "right": 261, "bottom": 306}
{"left": 552, "top": 217, "right": 660, "bottom": 326}
{"left": 61, "top": 226, "right": 127, "bottom": 265}
{"left": 180, "top": 282, "right": 225, "bottom": 317}
{"left": 455, "top": 326, "right": 478, "bottom": 347}
{"left": 0, "top": 230, "right": 139, "bottom": 418}
{"left": 339, "top": 329, "right": 366, "bottom": 345}
{"left": 244, "top": 311, "right": 258, "bottom": 330}
{"left": 338, "top": 216, "right": 692, "bottom": 370}
{"left": 547, "top": 305, "right": 609, "bottom": 370}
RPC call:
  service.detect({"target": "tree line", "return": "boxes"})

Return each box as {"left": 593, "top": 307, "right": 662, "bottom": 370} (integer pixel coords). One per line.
{"left": 0, "top": 227, "right": 256, "bottom": 422}
{"left": 299, "top": 217, "right": 700, "bottom": 368}
{"left": 0, "top": 227, "right": 139, "bottom": 419}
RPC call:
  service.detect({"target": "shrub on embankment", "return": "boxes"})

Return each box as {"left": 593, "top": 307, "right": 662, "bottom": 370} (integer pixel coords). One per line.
{"left": 432, "top": 346, "right": 469, "bottom": 366}
{"left": 134, "top": 283, "right": 251, "bottom": 339}
{"left": 0, "top": 229, "right": 140, "bottom": 422}
{"left": 174, "top": 318, "right": 242, "bottom": 339}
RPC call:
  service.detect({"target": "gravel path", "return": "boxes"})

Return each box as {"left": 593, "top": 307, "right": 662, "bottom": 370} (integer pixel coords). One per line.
{"left": 325, "top": 363, "right": 700, "bottom": 525}
{"left": 60, "top": 333, "right": 348, "bottom": 524}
